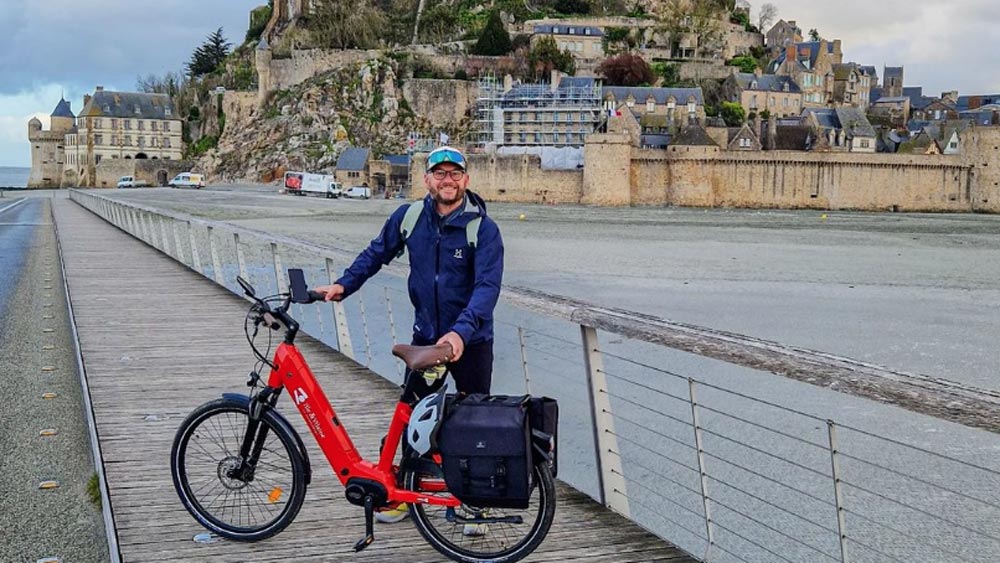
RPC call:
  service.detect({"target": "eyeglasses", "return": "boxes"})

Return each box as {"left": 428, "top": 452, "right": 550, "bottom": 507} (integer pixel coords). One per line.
{"left": 431, "top": 169, "right": 466, "bottom": 181}
{"left": 427, "top": 148, "right": 466, "bottom": 170}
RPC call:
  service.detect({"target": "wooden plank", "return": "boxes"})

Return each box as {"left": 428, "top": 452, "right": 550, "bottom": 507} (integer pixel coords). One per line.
{"left": 54, "top": 198, "right": 697, "bottom": 563}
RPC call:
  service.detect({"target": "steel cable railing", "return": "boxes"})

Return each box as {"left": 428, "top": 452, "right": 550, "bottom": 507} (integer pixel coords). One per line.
{"left": 71, "top": 190, "right": 1000, "bottom": 563}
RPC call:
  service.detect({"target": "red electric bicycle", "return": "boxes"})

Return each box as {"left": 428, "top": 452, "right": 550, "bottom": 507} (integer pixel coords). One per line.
{"left": 170, "top": 270, "right": 556, "bottom": 563}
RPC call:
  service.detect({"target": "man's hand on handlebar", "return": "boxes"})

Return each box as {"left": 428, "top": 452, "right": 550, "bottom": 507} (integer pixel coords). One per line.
{"left": 436, "top": 331, "right": 465, "bottom": 363}
{"left": 314, "top": 283, "right": 346, "bottom": 302}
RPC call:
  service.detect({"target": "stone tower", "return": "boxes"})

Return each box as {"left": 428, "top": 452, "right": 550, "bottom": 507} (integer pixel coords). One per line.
{"left": 27, "top": 97, "right": 75, "bottom": 188}
{"left": 884, "top": 66, "right": 904, "bottom": 98}
{"left": 961, "top": 126, "right": 1000, "bottom": 213}
{"left": 256, "top": 37, "right": 273, "bottom": 106}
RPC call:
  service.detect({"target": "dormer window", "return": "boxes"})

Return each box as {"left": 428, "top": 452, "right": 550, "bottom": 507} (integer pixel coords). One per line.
{"left": 103, "top": 104, "right": 110, "bottom": 112}
{"left": 646, "top": 99, "right": 655, "bottom": 112}
{"left": 568, "top": 27, "right": 575, "bottom": 34}
{"left": 783, "top": 82, "right": 789, "bottom": 92}
{"left": 134, "top": 104, "right": 141, "bottom": 114}
{"left": 165, "top": 107, "right": 172, "bottom": 117}
{"left": 585, "top": 28, "right": 591, "bottom": 35}
{"left": 553, "top": 27, "right": 559, "bottom": 33}
{"left": 667, "top": 97, "right": 676, "bottom": 110}
{"left": 750, "top": 80, "right": 758, "bottom": 89}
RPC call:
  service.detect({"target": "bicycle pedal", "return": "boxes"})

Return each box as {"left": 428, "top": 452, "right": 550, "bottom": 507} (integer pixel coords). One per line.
{"left": 354, "top": 534, "right": 375, "bottom": 552}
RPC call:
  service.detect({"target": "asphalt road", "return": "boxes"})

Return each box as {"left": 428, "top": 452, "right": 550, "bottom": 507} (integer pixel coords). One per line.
{"left": 0, "top": 195, "right": 108, "bottom": 562}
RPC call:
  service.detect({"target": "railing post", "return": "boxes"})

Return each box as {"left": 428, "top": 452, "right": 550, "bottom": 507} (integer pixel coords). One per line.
{"left": 173, "top": 221, "right": 185, "bottom": 264}
{"left": 357, "top": 291, "right": 373, "bottom": 366}
{"left": 271, "top": 242, "right": 286, "bottom": 294}
{"left": 146, "top": 212, "right": 158, "bottom": 248}
{"left": 384, "top": 287, "right": 402, "bottom": 377}
{"left": 580, "top": 325, "right": 630, "bottom": 517}
{"left": 187, "top": 221, "right": 202, "bottom": 274}
{"left": 159, "top": 215, "right": 172, "bottom": 257}
{"left": 518, "top": 326, "right": 532, "bottom": 394}
{"left": 207, "top": 225, "right": 224, "bottom": 285}
{"left": 688, "top": 379, "right": 716, "bottom": 561}
{"left": 234, "top": 233, "right": 248, "bottom": 280}
{"left": 828, "top": 420, "right": 851, "bottom": 563}
{"left": 325, "top": 257, "right": 354, "bottom": 359}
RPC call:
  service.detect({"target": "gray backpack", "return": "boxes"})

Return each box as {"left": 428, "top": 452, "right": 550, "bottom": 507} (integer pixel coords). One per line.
{"left": 397, "top": 200, "right": 482, "bottom": 257}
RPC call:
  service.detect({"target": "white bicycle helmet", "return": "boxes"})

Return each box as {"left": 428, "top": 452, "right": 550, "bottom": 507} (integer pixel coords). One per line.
{"left": 407, "top": 387, "right": 448, "bottom": 455}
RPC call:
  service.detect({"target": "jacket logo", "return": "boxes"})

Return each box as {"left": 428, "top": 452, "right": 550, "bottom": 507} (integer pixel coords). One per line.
{"left": 476, "top": 441, "right": 486, "bottom": 449}
{"left": 454, "top": 248, "right": 464, "bottom": 259}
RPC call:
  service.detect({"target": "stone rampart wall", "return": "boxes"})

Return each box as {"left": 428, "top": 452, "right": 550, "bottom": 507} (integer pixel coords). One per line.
{"left": 268, "top": 49, "right": 380, "bottom": 91}
{"left": 402, "top": 79, "right": 477, "bottom": 125}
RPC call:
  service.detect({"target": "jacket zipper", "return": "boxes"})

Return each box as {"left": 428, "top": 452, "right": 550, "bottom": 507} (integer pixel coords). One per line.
{"left": 433, "top": 217, "right": 441, "bottom": 338}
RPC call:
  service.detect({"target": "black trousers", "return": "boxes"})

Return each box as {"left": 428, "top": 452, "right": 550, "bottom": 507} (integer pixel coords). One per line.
{"left": 400, "top": 337, "right": 493, "bottom": 403}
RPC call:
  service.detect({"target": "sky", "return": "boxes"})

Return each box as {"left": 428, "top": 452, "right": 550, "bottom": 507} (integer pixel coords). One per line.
{"left": 4, "top": 1, "right": 1000, "bottom": 166}
{"left": 0, "top": 0, "right": 262, "bottom": 167}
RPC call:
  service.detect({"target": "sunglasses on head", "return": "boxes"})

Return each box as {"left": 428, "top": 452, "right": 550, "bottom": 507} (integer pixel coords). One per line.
{"left": 427, "top": 149, "right": 465, "bottom": 169}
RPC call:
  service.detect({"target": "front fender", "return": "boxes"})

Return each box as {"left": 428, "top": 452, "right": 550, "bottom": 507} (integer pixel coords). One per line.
{"left": 223, "top": 393, "right": 312, "bottom": 486}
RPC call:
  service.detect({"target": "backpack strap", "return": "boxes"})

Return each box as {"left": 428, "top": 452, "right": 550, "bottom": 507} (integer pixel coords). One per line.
{"left": 397, "top": 200, "right": 424, "bottom": 258}
{"left": 398, "top": 200, "right": 483, "bottom": 256}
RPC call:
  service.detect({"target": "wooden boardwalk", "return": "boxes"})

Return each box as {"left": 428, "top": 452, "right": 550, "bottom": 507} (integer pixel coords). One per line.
{"left": 53, "top": 198, "right": 697, "bottom": 563}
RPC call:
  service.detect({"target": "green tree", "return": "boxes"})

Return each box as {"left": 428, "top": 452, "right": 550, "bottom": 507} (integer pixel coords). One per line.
{"left": 187, "top": 28, "right": 232, "bottom": 77}
{"left": 528, "top": 36, "right": 576, "bottom": 79}
{"left": 726, "top": 55, "right": 757, "bottom": 73}
{"left": 246, "top": 2, "right": 273, "bottom": 43}
{"left": 472, "top": 11, "right": 512, "bottom": 56}
{"left": 597, "top": 53, "right": 655, "bottom": 86}
{"left": 652, "top": 62, "right": 681, "bottom": 86}
{"left": 721, "top": 101, "right": 746, "bottom": 126}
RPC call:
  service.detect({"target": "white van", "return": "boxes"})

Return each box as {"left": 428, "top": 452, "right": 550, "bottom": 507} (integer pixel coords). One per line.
{"left": 169, "top": 173, "right": 205, "bottom": 189}
{"left": 116, "top": 176, "right": 149, "bottom": 188}
{"left": 345, "top": 186, "right": 372, "bottom": 199}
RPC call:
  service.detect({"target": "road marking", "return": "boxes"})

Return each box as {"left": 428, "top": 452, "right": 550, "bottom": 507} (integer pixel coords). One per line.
{"left": 0, "top": 198, "right": 26, "bottom": 215}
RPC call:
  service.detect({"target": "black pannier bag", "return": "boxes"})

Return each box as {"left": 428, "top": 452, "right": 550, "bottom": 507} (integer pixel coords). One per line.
{"left": 437, "top": 394, "right": 533, "bottom": 509}
{"left": 528, "top": 397, "right": 559, "bottom": 477}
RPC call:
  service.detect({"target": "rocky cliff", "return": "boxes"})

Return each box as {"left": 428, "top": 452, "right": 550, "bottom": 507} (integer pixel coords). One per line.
{"left": 196, "top": 56, "right": 475, "bottom": 182}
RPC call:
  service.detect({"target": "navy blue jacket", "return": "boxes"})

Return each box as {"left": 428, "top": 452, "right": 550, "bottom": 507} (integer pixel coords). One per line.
{"left": 336, "top": 190, "right": 504, "bottom": 345}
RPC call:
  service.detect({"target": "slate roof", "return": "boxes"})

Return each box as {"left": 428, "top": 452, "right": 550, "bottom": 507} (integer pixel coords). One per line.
{"left": 770, "top": 41, "right": 836, "bottom": 70}
{"left": 960, "top": 110, "right": 995, "bottom": 125}
{"left": 804, "top": 107, "right": 876, "bottom": 138}
{"left": 874, "top": 96, "right": 909, "bottom": 104}
{"left": 671, "top": 124, "right": 718, "bottom": 146}
{"left": 533, "top": 24, "right": 604, "bottom": 37}
{"left": 337, "top": 147, "right": 371, "bottom": 171}
{"left": 956, "top": 94, "right": 1000, "bottom": 111}
{"left": 51, "top": 98, "right": 74, "bottom": 118}
{"left": 602, "top": 86, "right": 704, "bottom": 106}
{"left": 859, "top": 65, "right": 878, "bottom": 80}
{"left": 869, "top": 87, "right": 884, "bottom": 103}
{"left": 773, "top": 125, "right": 812, "bottom": 150}
{"left": 732, "top": 73, "right": 801, "bottom": 93}
{"left": 79, "top": 90, "right": 178, "bottom": 120}
{"left": 884, "top": 67, "right": 903, "bottom": 80}
{"left": 640, "top": 134, "right": 671, "bottom": 148}
{"left": 897, "top": 131, "right": 938, "bottom": 154}
{"left": 384, "top": 154, "right": 410, "bottom": 167}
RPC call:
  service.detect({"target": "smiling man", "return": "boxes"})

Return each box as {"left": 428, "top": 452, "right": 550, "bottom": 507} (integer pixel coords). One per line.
{"left": 317, "top": 145, "right": 504, "bottom": 402}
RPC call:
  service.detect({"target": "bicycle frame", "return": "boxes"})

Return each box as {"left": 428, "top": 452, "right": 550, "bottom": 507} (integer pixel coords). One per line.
{"left": 265, "top": 341, "right": 461, "bottom": 508}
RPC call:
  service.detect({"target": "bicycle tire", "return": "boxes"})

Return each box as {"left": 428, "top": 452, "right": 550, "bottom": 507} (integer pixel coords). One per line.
{"left": 171, "top": 397, "right": 307, "bottom": 541}
{"left": 406, "top": 462, "right": 556, "bottom": 563}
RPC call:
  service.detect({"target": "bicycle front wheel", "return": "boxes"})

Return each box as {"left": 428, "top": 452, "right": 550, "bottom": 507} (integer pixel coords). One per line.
{"left": 406, "top": 462, "right": 556, "bottom": 563}
{"left": 170, "top": 397, "right": 307, "bottom": 541}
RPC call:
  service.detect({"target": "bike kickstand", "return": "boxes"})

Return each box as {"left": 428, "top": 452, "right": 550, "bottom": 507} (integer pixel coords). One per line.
{"left": 354, "top": 494, "right": 376, "bottom": 552}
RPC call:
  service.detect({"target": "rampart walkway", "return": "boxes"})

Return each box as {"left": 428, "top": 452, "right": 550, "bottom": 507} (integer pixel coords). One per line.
{"left": 53, "top": 198, "right": 695, "bottom": 562}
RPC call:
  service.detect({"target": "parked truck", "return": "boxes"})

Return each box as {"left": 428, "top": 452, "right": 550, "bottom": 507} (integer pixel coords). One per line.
{"left": 284, "top": 172, "right": 342, "bottom": 198}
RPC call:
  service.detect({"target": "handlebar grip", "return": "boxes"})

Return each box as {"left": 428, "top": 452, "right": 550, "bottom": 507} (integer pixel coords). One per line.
{"left": 307, "top": 290, "right": 327, "bottom": 303}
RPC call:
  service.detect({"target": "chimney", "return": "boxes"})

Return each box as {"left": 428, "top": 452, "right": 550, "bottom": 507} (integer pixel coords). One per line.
{"left": 788, "top": 20, "right": 796, "bottom": 27}
{"left": 754, "top": 67, "right": 762, "bottom": 78}
{"left": 941, "top": 90, "right": 958, "bottom": 104}
{"left": 83, "top": 94, "right": 91, "bottom": 108}
{"left": 550, "top": 69, "right": 561, "bottom": 92}
{"left": 785, "top": 44, "right": 797, "bottom": 71}
{"left": 95, "top": 86, "right": 104, "bottom": 92}
{"left": 832, "top": 39, "right": 842, "bottom": 55}
{"left": 767, "top": 116, "right": 778, "bottom": 150}
{"left": 503, "top": 74, "right": 513, "bottom": 93}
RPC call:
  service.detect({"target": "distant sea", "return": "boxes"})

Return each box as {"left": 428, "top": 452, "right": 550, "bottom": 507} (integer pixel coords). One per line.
{"left": 0, "top": 167, "right": 30, "bottom": 188}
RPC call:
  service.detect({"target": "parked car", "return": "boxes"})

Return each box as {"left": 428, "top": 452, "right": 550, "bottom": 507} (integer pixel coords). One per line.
{"left": 116, "top": 176, "right": 149, "bottom": 189}
{"left": 284, "top": 171, "right": 342, "bottom": 198}
{"left": 345, "top": 186, "right": 372, "bottom": 199}
{"left": 169, "top": 173, "right": 205, "bottom": 189}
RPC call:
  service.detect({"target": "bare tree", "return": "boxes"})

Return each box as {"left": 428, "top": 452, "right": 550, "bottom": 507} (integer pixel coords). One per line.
{"left": 757, "top": 3, "right": 777, "bottom": 33}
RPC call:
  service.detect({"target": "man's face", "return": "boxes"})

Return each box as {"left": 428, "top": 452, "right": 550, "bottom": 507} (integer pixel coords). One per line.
{"left": 425, "top": 163, "right": 469, "bottom": 207}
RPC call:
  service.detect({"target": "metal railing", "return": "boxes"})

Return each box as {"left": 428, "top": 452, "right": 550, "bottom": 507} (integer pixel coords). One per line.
{"left": 70, "top": 189, "right": 1000, "bottom": 563}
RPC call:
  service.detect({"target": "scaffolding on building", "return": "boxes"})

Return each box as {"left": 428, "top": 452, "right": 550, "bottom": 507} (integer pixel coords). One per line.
{"left": 473, "top": 74, "right": 605, "bottom": 152}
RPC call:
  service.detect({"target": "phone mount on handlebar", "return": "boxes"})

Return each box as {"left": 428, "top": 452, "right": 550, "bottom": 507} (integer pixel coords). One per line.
{"left": 289, "top": 268, "right": 310, "bottom": 304}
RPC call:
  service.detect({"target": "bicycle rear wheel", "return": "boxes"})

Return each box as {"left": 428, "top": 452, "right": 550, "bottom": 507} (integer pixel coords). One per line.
{"left": 171, "top": 397, "right": 307, "bottom": 541}
{"left": 406, "top": 462, "right": 556, "bottom": 563}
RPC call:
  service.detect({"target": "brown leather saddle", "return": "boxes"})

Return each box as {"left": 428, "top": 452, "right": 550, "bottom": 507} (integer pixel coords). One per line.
{"left": 391, "top": 343, "right": 453, "bottom": 371}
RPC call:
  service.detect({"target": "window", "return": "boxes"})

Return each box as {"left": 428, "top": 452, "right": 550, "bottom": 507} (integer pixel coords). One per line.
{"left": 164, "top": 107, "right": 172, "bottom": 117}
{"left": 95, "top": 154, "right": 102, "bottom": 164}
{"left": 151, "top": 121, "right": 158, "bottom": 131}
{"left": 125, "top": 120, "right": 131, "bottom": 130}
{"left": 138, "top": 136, "right": 145, "bottom": 147}
{"left": 138, "top": 121, "right": 144, "bottom": 130}
{"left": 646, "top": 99, "right": 655, "bottom": 113}
{"left": 103, "top": 104, "right": 110, "bottom": 112}
{"left": 111, "top": 119, "right": 118, "bottom": 129}
{"left": 783, "top": 98, "right": 788, "bottom": 107}
{"left": 94, "top": 134, "right": 103, "bottom": 145}
{"left": 950, "top": 141, "right": 958, "bottom": 149}
{"left": 164, "top": 138, "right": 171, "bottom": 148}
{"left": 688, "top": 100, "right": 696, "bottom": 114}
{"left": 111, "top": 135, "right": 117, "bottom": 145}
{"left": 770, "top": 96, "right": 776, "bottom": 106}
{"left": 134, "top": 104, "right": 141, "bottom": 114}
{"left": 94, "top": 119, "right": 102, "bottom": 129}
{"left": 750, "top": 95, "right": 758, "bottom": 109}
{"left": 667, "top": 98, "right": 676, "bottom": 110}
{"left": 859, "top": 139, "right": 870, "bottom": 148}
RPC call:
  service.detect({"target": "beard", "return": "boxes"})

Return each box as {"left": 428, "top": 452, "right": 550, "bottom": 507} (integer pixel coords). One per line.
{"left": 432, "top": 184, "right": 464, "bottom": 206}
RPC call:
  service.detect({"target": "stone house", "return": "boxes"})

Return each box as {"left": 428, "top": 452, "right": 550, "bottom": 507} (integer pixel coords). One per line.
{"left": 765, "top": 20, "right": 803, "bottom": 54}
{"left": 770, "top": 40, "right": 844, "bottom": 107}
{"left": 725, "top": 122, "right": 762, "bottom": 151}
{"left": 870, "top": 96, "right": 911, "bottom": 126}
{"left": 531, "top": 24, "right": 604, "bottom": 76}
{"left": 897, "top": 131, "right": 941, "bottom": 155}
{"left": 602, "top": 86, "right": 706, "bottom": 126}
{"left": 803, "top": 107, "right": 877, "bottom": 152}
{"left": 670, "top": 124, "right": 720, "bottom": 149}
{"left": 335, "top": 147, "right": 371, "bottom": 187}
{"left": 722, "top": 71, "right": 803, "bottom": 118}
{"left": 911, "top": 98, "right": 959, "bottom": 121}
{"left": 831, "top": 63, "right": 874, "bottom": 108}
